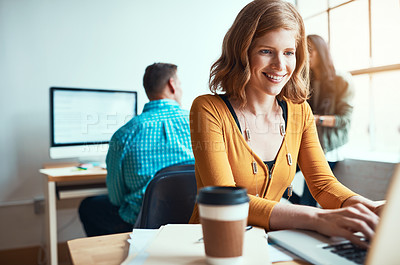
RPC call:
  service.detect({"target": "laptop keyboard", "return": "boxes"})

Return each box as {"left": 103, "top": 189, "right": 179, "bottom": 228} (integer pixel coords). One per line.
{"left": 322, "top": 242, "right": 367, "bottom": 264}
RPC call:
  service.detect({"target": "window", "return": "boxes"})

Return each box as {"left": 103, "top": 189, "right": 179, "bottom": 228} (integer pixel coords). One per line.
{"left": 297, "top": 0, "right": 327, "bottom": 18}
{"left": 304, "top": 13, "right": 328, "bottom": 40}
{"left": 329, "top": 0, "right": 370, "bottom": 70}
{"left": 371, "top": 0, "right": 400, "bottom": 66}
{"left": 297, "top": 0, "right": 400, "bottom": 161}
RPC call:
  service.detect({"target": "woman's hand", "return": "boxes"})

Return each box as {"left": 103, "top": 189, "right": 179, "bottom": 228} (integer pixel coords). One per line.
{"left": 270, "top": 200, "right": 381, "bottom": 248}
{"left": 315, "top": 203, "right": 379, "bottom": 248}
{"left": 342, "top": 195, "right": 386, "bottom": 216}
{"left": 369, "top": 200, "right": 385, "bottom": 216}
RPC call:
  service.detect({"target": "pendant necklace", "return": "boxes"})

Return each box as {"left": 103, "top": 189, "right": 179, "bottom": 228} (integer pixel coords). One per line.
{"left": 240, "top": 109, "right": 259, "bottom": 197}
{"left": 240, "top": 100, "right": 294, "bottom": 199}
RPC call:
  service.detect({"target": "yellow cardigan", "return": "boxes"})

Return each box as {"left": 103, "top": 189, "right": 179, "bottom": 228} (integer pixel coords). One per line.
{"left": 189, "top": 94, "right": 357, "bottom": 230}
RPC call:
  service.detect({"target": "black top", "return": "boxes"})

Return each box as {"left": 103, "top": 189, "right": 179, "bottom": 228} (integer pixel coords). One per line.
{"left": 197, "top": 186, "right": 250, "bottom": 205}
{"left": 218, "top": 94, "right": 288, "bottom": 170}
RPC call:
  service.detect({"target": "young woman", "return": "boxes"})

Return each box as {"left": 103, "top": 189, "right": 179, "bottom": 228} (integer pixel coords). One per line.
{"left": 296, "top": 34, "right": 355, "bottom": 207}
{"left": 189, "top": 0, "right": 382, "bottom": 247}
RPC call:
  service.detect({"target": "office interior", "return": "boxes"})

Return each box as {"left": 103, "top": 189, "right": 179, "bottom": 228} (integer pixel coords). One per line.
{"left": 0, "top": 0, "right": 399, "bottom": 264}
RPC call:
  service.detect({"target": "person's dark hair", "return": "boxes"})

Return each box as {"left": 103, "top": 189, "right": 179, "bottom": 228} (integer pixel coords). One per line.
{"left": 307, "top": 34, "right": 336, "bottom": 82}
{"left": 209, "top": 0, "right": 309, "bottom": 107}
{"left": 143, "top": 63, "right": 177, "bottom": 99}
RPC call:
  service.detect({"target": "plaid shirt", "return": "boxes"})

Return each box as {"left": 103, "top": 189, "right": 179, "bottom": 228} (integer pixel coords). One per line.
{"left": 106, "top": 99, "right": 194, "bottom": 224}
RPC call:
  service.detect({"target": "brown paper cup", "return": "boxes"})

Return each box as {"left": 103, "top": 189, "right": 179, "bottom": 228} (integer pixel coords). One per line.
{"left": 197, "top": 187, "right": 249, "bottom": 265}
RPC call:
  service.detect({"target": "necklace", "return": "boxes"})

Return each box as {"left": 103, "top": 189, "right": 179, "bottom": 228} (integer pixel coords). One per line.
{"left": 239, "top": 100, "right": 293, "bottom": 199}
{"left": 240, "top": 109, "right": 259, "bottom": 196}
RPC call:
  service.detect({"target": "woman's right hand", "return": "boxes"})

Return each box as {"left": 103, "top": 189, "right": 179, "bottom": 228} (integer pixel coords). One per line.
{"left": 270, "top": 203, "right": 379, "bottom": 248}
{"left": 314, "top": 203, "right": 379, "bottom": 248}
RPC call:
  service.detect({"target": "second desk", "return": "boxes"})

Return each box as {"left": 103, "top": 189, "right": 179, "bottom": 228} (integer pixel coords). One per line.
{"left": 40, "top": 163, "right": 108, "bottom": 265}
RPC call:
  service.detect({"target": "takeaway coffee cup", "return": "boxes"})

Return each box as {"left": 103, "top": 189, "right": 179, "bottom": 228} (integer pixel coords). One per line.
{"left": 197, "top": 186, "right": 250, "bottom": 265}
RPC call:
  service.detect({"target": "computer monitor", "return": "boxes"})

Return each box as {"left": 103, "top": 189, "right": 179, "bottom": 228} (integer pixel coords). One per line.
{"left": 49, "top": 87, "right": 137, "bottom": 162}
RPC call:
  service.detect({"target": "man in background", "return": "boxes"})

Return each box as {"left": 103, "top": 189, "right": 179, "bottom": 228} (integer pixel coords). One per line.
{"left": 79, "top": 63, "right": 195, "bottom": 236}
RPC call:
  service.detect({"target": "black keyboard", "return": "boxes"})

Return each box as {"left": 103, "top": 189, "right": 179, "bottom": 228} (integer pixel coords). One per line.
{"left": 322, "top": 242, "right": 367, "bottom": 264}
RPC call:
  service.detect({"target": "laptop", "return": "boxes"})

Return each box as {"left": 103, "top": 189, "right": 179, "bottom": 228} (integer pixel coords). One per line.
{"left": 268, "top": 163, "right": 400, "bottom": 265}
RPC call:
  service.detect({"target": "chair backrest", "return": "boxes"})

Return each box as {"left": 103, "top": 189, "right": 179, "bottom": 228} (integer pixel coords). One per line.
{"left": 134, "top": 164, "right": 196, "bottom": 229}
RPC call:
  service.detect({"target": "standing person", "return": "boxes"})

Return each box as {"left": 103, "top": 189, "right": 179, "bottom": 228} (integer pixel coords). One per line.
{"left": 79, "top": 63, "right": 195, "bottom": 237}
{"left": 296, "top": 34, "right": 355, "bottom": 206}
{"left": 189, "top": 0, "right": 382, "bottom": 247}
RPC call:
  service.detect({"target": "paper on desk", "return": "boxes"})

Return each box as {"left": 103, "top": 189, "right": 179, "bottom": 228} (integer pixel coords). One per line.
{"left": 268, "top": 243, "right": 296, "bottom": 262}
{"left": 121, "top": 229, "right": 159, "bottom": 265}
{"left": 264, "top": 233, "right": 296, "bottom": 263}
{"left": 142, "top": 224, "right": 205, "bottom": 264}
{"left": 122, "top": 224, "right": 271, "bottom": 265}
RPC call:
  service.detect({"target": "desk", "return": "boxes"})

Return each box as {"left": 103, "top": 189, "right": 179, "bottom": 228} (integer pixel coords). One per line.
{"left": 67, "top": 232, "right": 310, "bottom": 265}
{"left": 40, "top": 163, "right": 107, "bottom": 265}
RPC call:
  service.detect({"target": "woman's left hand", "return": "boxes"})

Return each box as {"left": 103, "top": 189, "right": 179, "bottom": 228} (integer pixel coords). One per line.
{"left": 343, "top": 196, "right": 386, "bottom": 217}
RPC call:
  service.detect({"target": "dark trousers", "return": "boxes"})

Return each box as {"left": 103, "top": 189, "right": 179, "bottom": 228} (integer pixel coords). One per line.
{"left": 78, "top": 195, "right": 133, "bottom": 237}
{"left": 289, "top": 162, "right": 337, "bottom": 206}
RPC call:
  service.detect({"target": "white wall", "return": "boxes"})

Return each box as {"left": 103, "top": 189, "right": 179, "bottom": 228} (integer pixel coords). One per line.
{"left": 0, "top": 0, "right": 251, "bottom": 250}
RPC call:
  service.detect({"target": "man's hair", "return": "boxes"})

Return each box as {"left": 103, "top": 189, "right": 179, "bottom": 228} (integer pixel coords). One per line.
{"left": 209, "top": 0, "right": 309, "bottom": 107}
{"left": 143, "top": 63, "right": 177, "bottom": 99}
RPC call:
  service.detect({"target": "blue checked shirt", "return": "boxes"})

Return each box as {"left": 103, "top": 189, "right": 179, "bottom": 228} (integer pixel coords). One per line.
{"left": 106, "top": 99, "right": 195, "bottom": 224}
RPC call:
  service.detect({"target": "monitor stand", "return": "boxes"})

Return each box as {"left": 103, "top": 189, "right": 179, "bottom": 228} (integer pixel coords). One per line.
{"left": 77, "top": 156, "right": 106, "bottom": 169}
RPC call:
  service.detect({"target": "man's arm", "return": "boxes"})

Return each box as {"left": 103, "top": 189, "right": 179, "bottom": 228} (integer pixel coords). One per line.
{"left": 106, "top": 135, "right": 128, "bottom": 206}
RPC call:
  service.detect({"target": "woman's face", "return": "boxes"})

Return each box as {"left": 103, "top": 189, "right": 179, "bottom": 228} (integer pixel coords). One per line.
{"left": 247, "top": 28, "right": 297, "bottom": 97}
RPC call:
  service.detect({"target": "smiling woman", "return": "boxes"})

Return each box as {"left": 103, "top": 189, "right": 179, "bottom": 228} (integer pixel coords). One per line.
{"left": 209, "top": 0, "right": 309, "bottom": 108}
{"left": 189, "top": 0, "right": 384, "bottom": 248}
{"left": 247, "top": 29, "right": 297, "bottom": 98}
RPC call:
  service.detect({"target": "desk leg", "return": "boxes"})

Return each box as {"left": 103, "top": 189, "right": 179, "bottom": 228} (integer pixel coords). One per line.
{"left": 44, "top": 179, "right": 58, "bottom": 265}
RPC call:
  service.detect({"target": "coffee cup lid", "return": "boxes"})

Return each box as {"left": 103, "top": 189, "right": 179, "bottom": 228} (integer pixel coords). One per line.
{"left": 197, "top": 186, "right": 249, "bottom": 205}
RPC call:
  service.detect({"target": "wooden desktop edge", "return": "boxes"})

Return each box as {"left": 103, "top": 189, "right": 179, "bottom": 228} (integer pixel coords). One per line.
{"left": 67, "top": 232, "right": 309, "bottom": 265}
{"left": 46, "top": 173, "right": 106, "bottom": 183}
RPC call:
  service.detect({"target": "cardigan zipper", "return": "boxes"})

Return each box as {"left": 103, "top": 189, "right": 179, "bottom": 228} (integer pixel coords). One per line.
{"left": 263, "top": 164, "right": 275, "bottom": 198}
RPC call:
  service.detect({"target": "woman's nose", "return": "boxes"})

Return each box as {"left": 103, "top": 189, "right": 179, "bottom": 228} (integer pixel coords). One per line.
{"left": 271, "top": 54, "right": 284, "bottom": 70}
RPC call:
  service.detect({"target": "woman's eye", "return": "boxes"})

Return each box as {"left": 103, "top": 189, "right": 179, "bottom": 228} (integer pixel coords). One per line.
{"left": 260, "top": 49, "right": 272, "bottom": 54}
{"left": 284, "top": 51, "right": 295, "bottom": 56}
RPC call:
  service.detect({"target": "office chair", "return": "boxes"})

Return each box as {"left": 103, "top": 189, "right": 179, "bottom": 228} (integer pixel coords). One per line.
{"left": 134, "top": 164, "right": 196, "bottom": 229}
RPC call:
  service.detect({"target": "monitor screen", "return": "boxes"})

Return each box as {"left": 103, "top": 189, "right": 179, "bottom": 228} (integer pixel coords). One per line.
{"left": 49, "top": 87, "right": 137, "bottom": 160}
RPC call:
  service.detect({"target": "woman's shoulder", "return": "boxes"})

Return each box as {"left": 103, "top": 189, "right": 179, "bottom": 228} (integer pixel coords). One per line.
{"left": 285, "top": 98, "right": 311, "bottom": 110}
{"left": 334, "top": 70, "right": 353, "bottom": 85}
{"left": 285, "top": 98, "right": 313, "bottom": 119}
{"left": 193, "top": 94, "right": 220, "bottom": 102}
{"left": 192, "top": 94, "right": 225, "bottom": 110}
{"left": 335, "top": 69, "right": 352, "bottom": 79}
